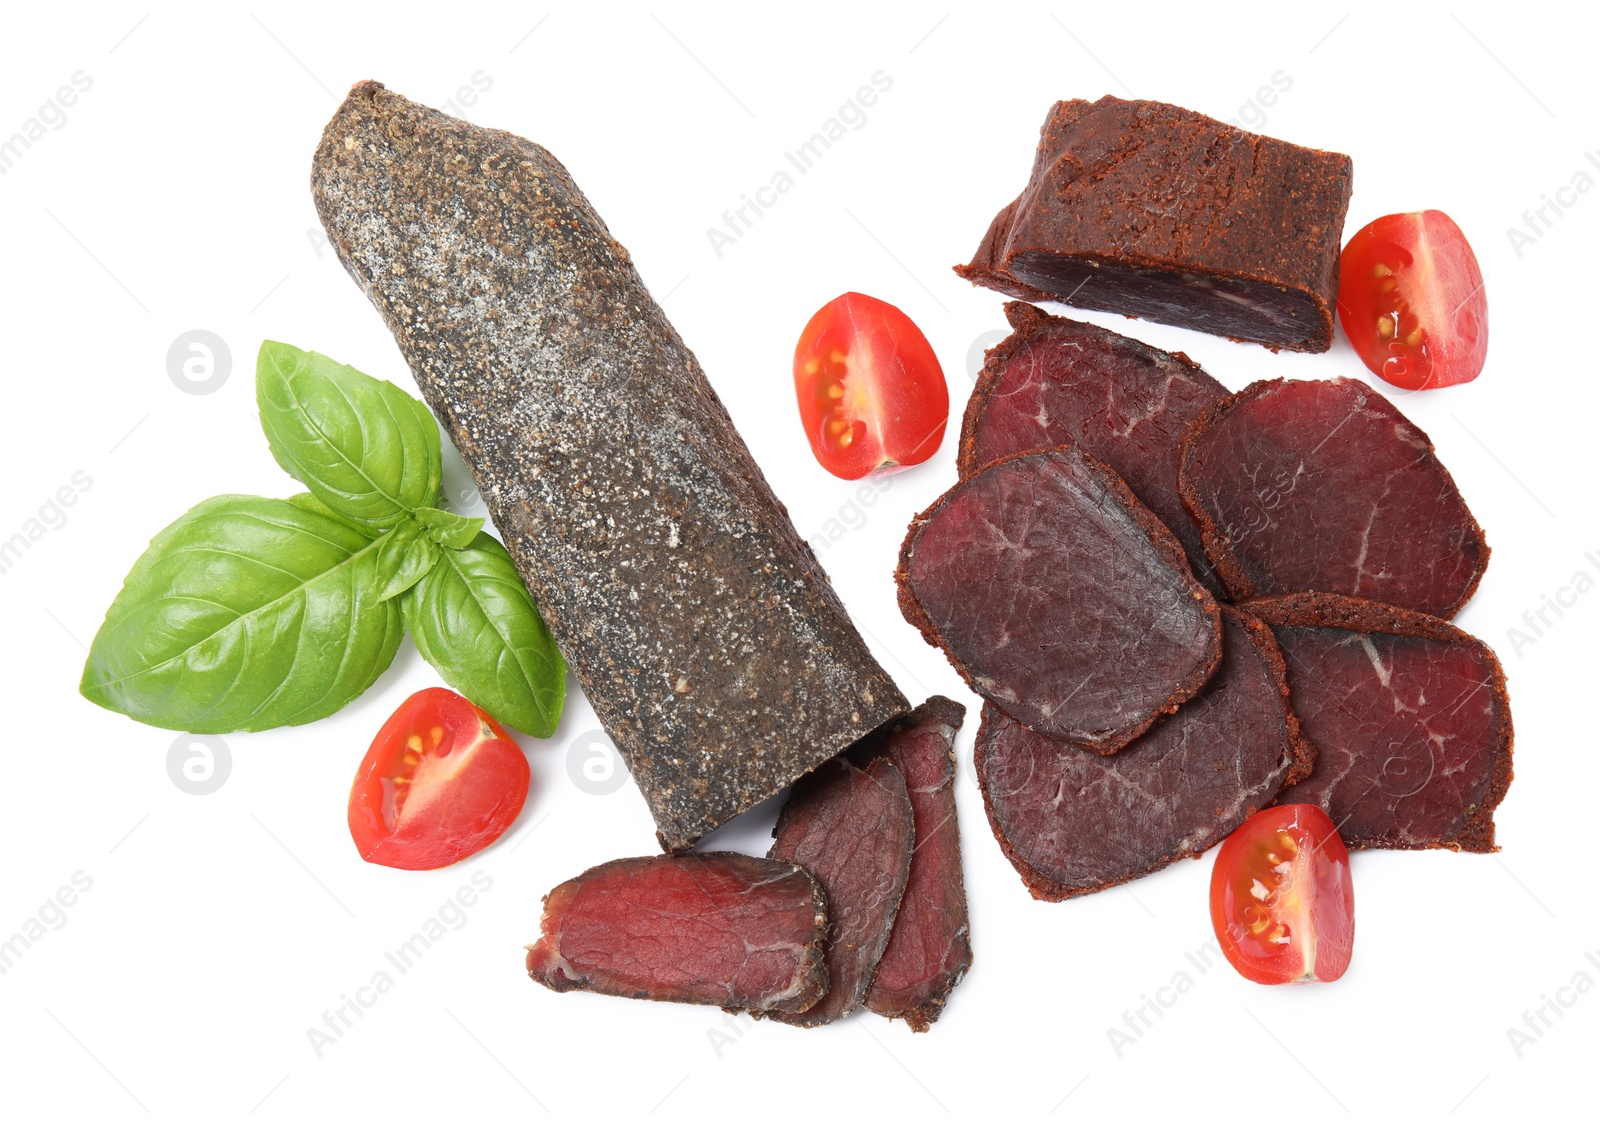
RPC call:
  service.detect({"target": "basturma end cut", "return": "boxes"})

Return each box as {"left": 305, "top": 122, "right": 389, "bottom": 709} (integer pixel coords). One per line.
{"left": 955, "top": 96, "right": 1352, "bottom": 352}
{"left": 897, "top": 446, "right": 1221, "bottom": 753}
{"left": 1246, "top": 593, "right": 1514, "bottom": 852}
{"left": 976, "top": 608, "right": 1314, "bottom": 901}
{"left": 768, "top": 756, "right": 915, "bottom": 1027}
{"left": 525, "top": 853, "right": 830, "bottom": 1014}
{"left": 849, "top": 696, "right": 972, "bottom": 1031}
{"left": 960, "top": 301, "right": 1229, "bottom": 593}
{"left": 1178, "top": 377, "right": 1490, "bottom": 618}
{"left": 310, "top": 82, "right": 906, "bottom": 851}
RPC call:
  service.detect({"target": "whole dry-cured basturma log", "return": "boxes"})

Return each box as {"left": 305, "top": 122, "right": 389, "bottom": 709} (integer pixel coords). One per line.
{"left": 311, "top": 82, "right": 906, "bottom": 850}
{"left": 525, "top": 853, "right": 829, "bottom": 1014}
{"left": 897, "top": 446, "right": 1221, "bottom": 753}
{"left": 767, "top": 756, "right": 915, "bottom": 1027}
{"left": 849, "top": 696, "right": 972, "bottom": 1030}
{"left": 1246, "top": 593, "right": 1513, "bottom": 852}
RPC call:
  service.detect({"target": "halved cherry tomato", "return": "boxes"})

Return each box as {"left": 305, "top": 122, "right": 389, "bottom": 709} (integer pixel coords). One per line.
{"left": 1337, "top": 210, "right": 1488, "bottom": 390}
{"left": 793, "top": 292, "right": 948, "bottom": 480}
{"left": 1210, "top": 804, "right": 1354, "bottom": 985}
{"left": 348, "top": 688, "right": 530, "bottom": 870}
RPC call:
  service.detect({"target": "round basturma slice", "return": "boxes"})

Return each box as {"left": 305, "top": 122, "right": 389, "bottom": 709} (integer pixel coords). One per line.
{"left": 768, "top": 756, "right": 915, "bottom": 1027}
{"left": 525, "top": 853, "right": 829, "bottom": 1014}
{"left": 975, "top": 607, "right": 1316, "bottom": 900}
{"left": 959, "top": 302, "right": 1229, "bottom": 594}
{"left": 1177, "top": 377, "right": 1489, "bottom": 618}
{"left": 897, "top": 445, "right": 1222, "bottom": 753}
{"left": 1245, "top": 592, "right": 1513, "bottom": 852}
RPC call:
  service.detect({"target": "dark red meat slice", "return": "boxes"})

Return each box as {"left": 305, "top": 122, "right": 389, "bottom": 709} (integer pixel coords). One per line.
{"left": 767, "top": 756, "right": 915, "bottom": 1027}
{"left": 525, "top": 853, "right": 828, "bottom": 1013}
{"left": 1178, "top": 377, "right": 1489, "bottom": 618}
{"left": 959, "top": 302, "right": 1229, "bottom": 593}
{"left": 850, "top": 696, "right": 972, "bottom": 1031}
{"left": 975, "top": 608, "right": 1315, "bottom": 900}
{"left": 897, "top": 446, "right": 1222, "bottom": 752}
{"left": 1247, "top": 592, "right": 1513, "bottom": 851}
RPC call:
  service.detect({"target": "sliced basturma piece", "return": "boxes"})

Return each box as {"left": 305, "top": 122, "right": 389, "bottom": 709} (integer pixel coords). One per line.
{"left": 959, "top": 302, "right": 1228, "bottom": 592}
{"left": 767, "top": 756, "right": 915, "bottom": 1027}
{"left": 1246, "top": 593, "right": 1513, "bottom": 852}
{"left": 976, "top": 608, "right": 1315, "bottom": 900}
{"left": 1178, "top": 377, "right": 1489, "bottom": 618}
{"left": 897, "top": 447, "right": 1221, "bottom": 752}
{"left": 849, "top": 697, "right": 971, "bottom": 1031}
{"left": 312, "top": 82, "right": 907, "bottom": 851}
{"left": 525, "top": 853, "right": 829, "bottom": 1014}
{"left": 955, "top": 96, "right": 1353, "bottom": 352}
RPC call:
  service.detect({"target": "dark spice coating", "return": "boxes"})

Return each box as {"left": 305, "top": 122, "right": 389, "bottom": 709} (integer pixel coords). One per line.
{"left": 955, "top": 96, "right": 1353, "bottom": 352}
{"left": 896, "top": 445, "right": 1222, "bottom": 753}
{"left": 848, "top": 696, "right": 972, "bottom": 1031}
{"left": 768, "top": 755, "right": 915, "bottom": 1027}
{"left": 958, "top": 301, "right": 1228, "bottom": 593}
{"left": 524, "top": 853, "right": 829, "bottom": 1014}
{"left": 975, "top": 607, "right": 1315, "bottom": 901}
{"left": 1178, "top": 377, "right": 1489, "bottom": 618}
{"left": 1244, "top": 592, "right": 1513, "bottom": 852}
{"left": 311, "top": 82, "right": 906, "bottom": 851}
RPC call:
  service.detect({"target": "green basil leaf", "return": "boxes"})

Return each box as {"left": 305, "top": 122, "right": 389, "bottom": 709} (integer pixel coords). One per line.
{"left": 285, "top": 491, "right": 355, "bottom": 525}
{"left": 374, "top": 519, "right": 440, "bottom": 602}
{"left": 80, "top": 495, "right": 403, "bottom": 732}
{"left": 412, "top": 505, "right": 485, "bottom": 550}
{"left": 256, "top": 341, "right": 442, "bottom": 532}
{"left": 402, "top": 532, "right": 566, "bottom": 737}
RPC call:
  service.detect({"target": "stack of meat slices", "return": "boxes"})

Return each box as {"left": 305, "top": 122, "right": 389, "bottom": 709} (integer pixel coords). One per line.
{"left": 898, "top": 302, "right": 1513, "bottom": 901}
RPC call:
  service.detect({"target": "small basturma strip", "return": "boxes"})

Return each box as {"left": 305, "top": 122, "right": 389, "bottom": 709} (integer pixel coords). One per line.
{"left": 310, "top": 82, "right": 906, "bottom": 850}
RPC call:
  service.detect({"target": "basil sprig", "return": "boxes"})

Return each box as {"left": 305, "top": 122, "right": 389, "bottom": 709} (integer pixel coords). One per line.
{"left": 80, "top": 343, "right": 566, "bottom": 737}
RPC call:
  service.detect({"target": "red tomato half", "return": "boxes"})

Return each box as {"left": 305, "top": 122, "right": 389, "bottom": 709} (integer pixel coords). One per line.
{"left": 1337, "top": 210, "right": 1488, "bottom": 390}
{"left": 348, "top": 688, "right": 530, "bottom": 870}
{"left": 793, "top": 292, "right": 949, "bottom": 480}
{"left": 1210, "top": 804, "right": 1354, "bottom": 985}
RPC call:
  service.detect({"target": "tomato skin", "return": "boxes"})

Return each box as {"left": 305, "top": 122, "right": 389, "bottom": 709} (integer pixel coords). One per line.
{"left": 793, "top": 292, "right": 949, "bottom": 480}
{"left": 1337, "top": 210, "right": 1488, "bottom": 390}
{"left": 1210, "top": 804, "right": 1354, "bottom": 985}
{"left": 348, "top": 688, "right": 530, "bottom": 871}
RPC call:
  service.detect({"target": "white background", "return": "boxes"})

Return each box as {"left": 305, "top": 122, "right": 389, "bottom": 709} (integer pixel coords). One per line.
{"left": 2, "top": 3, "right": 1597, "bottom": 1124}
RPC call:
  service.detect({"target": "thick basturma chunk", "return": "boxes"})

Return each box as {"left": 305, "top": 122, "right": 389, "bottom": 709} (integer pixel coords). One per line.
{"left": 312, "top": 82, "right": 907, "bottom": 851}
{"left": 959, "top": 302, "right": 1228, "bottom": 592}
{"left": 525, "top": 854, "right": 828, "bottom": 1014}
{"left": 954, "top": 97, "right": 1352, "bottom": 352}
{"left": 1179, "top": 377, "right": 1489, "bottom": 618}
{"left": 1247, "top": 593, "right": 1513, "bottom": 852}
{"left": 768, "top": 757, "right": 914, "bottom": 1027}
{"left": 976, "top": 609, "right": 1315, "bottom": 900}
{"left": 897, "top": 447, "right": 1222, "bottom": 752}
{"left": 850, "top": 697, "right": 971, "bottom": 1031}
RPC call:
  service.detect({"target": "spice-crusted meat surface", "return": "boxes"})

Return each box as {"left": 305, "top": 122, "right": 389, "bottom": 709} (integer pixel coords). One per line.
{"left": 1178, "top": 377, "right": 1489, "bottom": 618}
{"left": 960, "top": 302, "right": 1229, "bottom": 593}
{"left": 1246, "top": 593, "right": 1513, "bottom": 852}
{"left": 849, "top": 696, "right": 972, "bottom": 1031}
{"left": 897, "top": 446, "right": 1221, "bottom": 753}
{"left": 525, "top": 853, "right": 830, "bottom": 1014}
{"left": 311, "top": 82, "right": 906, "bottom": 850}
{"left": 768, "top": 756, "right": 915, "bottom": 1027}
{"left": 976, "top": 608, "right": 1314, "bottom": 900}
{"left": 955, "top": 96, "right": 1352, "bottom": 352}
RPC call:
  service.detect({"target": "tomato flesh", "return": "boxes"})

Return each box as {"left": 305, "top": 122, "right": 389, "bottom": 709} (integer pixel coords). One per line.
{"left": 1337, "top": 210, "right": 1487, "bottom": 390}
{"left": 348, "top": 688, "right": 530, "bottom": 870}
{"left": 793, "top": 292, "right": 948, "bottom": 479}
{"left": 1210, "top": 804, "right": 1354, "bottom": 985}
